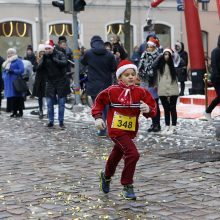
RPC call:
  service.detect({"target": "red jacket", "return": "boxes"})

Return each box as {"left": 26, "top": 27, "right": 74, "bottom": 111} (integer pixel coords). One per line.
{"left": 92, "top": 82, "right": 157, "bottom": 138}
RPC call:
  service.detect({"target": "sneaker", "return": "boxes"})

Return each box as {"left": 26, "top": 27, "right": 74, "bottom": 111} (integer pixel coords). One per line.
{"left": 121, "top": 185, "right": 136, "bottom": 200}
{"left": 99, "top": 170, "right": 111, "bottom": 194}
{"left": 152, "top": 124, "right": 161, "bottom": 132}
{"left": 203, "top": 112, "right": 212, "bottom": 121}
{"left": 39, "top": 111, "right": 43, "bottom": 119}
{"left": 97, "top": 129, "right": 107, "bottom": 137}
{"left": 161, "top": 126, "right": 170, "bottom": 135}
{"left": 169, "top": 126, "right": 177, "bottom": 134}
{"left": 47, "top": 122, "right": 54, "bottom": 128}
{"left": 147, "top": 124, "right": 154, "bottom": 132}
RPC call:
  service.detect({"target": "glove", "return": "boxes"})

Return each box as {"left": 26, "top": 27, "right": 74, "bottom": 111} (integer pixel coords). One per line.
{"left": 140, "top": 101, "right": 150, "bottom": 113}
{"left": 95, "top": 118, "right": 106, "bottom": 130}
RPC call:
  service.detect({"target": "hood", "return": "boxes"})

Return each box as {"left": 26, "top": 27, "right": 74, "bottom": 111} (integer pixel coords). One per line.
{"left": 90, "top": 35, "right": 106, "bottom": 55}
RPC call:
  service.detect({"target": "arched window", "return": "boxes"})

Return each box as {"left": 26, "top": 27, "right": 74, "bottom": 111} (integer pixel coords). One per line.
{"left": 49, "top": 23, "right": 73, "bottom": 49}
{"left": 143, "top": 23, "right": 171, "bottom": 48}
{"left": 0, "top": 21, "right": 32, "bottom": 57}
{"left": 106, "top": 23, "right": 133, "bottom": 51}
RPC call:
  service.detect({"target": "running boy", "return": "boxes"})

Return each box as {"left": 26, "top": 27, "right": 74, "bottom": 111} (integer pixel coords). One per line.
{"left": 92, "top": 60, "right": 157, "bottom": 200}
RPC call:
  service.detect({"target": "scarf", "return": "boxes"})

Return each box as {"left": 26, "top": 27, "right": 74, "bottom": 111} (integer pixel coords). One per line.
{"left": 117, "top": 80, "right": 135, "bottom": 105}
{"left": 2, "top": 55, "right": 18, "bottom": 70}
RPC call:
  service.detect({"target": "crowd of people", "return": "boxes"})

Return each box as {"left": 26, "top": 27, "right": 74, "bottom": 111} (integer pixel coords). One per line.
{"left": 1, "top": 33, "right": 220, "bottom": 200}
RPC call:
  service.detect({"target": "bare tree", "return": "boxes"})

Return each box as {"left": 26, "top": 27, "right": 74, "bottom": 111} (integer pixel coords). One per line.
{"left": 124, "top": 0, "right": 131, "bottom": 58}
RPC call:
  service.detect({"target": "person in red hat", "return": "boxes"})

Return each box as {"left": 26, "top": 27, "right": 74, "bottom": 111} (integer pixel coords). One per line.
{"left": 92, "top": 60, "right": 157, "bottom": 200}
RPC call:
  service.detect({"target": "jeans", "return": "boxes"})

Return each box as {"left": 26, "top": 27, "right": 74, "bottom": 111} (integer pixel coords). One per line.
{"left": 47, "top": 96, "right": 66, "bottom": 124}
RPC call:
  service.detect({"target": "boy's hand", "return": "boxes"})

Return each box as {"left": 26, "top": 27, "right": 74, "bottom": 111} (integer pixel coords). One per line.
{"left": 95, "top": 118, "right": 106, "bottom": 130}
{"left": 140, "top": 101, "right": 150, "bottom": 113}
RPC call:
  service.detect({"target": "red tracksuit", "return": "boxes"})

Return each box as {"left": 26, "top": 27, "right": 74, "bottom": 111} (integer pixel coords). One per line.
{"left": 92, "top": 81, "right": 156, "bottom": 185}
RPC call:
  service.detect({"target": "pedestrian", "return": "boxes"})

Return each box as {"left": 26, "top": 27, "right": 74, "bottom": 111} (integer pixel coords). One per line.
{"left": 174, "top": 41, "right": 188, "bottom": 96}
{"left": 32, "top": 44, "right": 46, "bottom": 119}
{"left": 110, "top": 35, "right": 128, "bottom": 62}
{"left": 131, "top": 45, "right": 140, "bottom": 67}
{"left": 24, "top": 45, "right": 36, "bottom": 66}
{"left": 0, "top": 55, "right": 5, "bottom": 113}
{"left": 204, "top": 35, "right": 220, "bottom": 120}
{"left": 138, "top": 37, "right": 161, "bottom": 132}
{"left": 81, "top": 35, "right": 117, "bottom": 136}
{"left": 2, "top": 48, "right": 25, "bottom": 117}
{"left": 153, "top": 48, "right": 179, "bottom": 134}
{"left": 37, "top": 40, "right": 69, "bottom": 128}
{"left": 92, "top": 60, "right": 157, "bottom": 200}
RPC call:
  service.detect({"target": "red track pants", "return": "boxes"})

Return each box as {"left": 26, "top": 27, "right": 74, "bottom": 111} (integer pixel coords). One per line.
{"left": 105, "top": 134, "right": 140, "bottom": 185}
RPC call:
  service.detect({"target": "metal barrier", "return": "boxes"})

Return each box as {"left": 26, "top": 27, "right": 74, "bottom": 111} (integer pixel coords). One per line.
{"left": 204, "top": 73, "right": 209, "bottom": 110}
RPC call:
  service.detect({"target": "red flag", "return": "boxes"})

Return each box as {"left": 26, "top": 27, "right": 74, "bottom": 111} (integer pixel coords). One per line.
{"left": 217, "top": 0, "right": 220, "bottom": 20}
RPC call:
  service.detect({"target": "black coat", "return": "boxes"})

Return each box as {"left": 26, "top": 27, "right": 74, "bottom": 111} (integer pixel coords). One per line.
{"left": 211, "top": 35, "right": 220, "bottom": 85}
{"left": 38, "top": 50, "right": 69, "bottom": 98}
{"left": 81, "top": 40, "right": 117, "bottom": 97}
{"left": 32, "top": 61, "right": 46, "bottom": 98}
{"left": 176, "top": 42, "right": 188, "bottom": 82}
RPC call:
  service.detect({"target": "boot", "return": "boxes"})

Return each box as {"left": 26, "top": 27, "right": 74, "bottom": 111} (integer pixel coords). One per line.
{"left": 39, "top": 110, "right": 43, "bottom": 119}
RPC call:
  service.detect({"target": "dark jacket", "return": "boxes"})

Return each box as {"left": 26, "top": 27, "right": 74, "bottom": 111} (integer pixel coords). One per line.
{"left": 112, "top": 42, "right": 128, "bottom": 60}
{"left": 176, "top": 42, "right": 188, "bottom": 82}
{"left": 38, "top": 49, "right": 69, "bottom": 98}
{"left": 81, "top": 36, "right": 117, "bottom": 97}
{"left": 32, "top": 60, "right": 46, "bottom": 98}
{"left": 211, "top": 35, "right": 220, "bottom": 84}
{"left": 24, "top": 53, "right": 36, "bottom": 66}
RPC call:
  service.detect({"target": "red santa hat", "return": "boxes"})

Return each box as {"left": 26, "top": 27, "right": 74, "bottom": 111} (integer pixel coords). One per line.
{"left": 147, "top": 37, "right": 160, "bottom": 48}
{"left": 44, "top": 39, "right": 55, "bottom": 49}
{"left": 116, "top": 60, "right": 138, "bottom": 79}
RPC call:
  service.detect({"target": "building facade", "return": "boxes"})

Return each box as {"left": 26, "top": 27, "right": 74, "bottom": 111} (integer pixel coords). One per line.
{"left": 0, "top": 0, "right": 219, "bottom": 63}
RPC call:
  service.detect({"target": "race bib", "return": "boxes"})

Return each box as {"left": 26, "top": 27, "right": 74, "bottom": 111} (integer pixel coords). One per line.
{"left": 112, "top": 112, "right": 136, "bottom": 131}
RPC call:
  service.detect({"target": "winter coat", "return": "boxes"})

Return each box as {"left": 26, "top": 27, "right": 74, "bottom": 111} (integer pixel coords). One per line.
{"left": 32, "top": 60, "right": 46, "bottom": 98}
{"left": 112, "top": 42, "right": 128, "bottom": 60}
{"left": 24, "top": 53, "right": 36, "bottom": 66}
{"left": 2, "top": 56, "right": 25, "bottom": 98}
{"left": 81, "top": 38, "right": 117, "bottom": 97}
{"left": 176, "top": 42, "right": 188, "bottom": 82}
{"left": 210, "top": 35, "right": 220, "bottom": 85}
{"left": 156, "top": 64, "right": 179, "bottom": 97}
{"left": 92, "top": 81, "right": 157, "bottom": 139}
{"left": 37, "top": 49, "right": 69, "bottom": 98}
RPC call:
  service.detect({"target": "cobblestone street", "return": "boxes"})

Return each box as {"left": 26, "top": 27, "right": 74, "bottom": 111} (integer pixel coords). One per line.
{"left": 0, "top": 105, "right": 220, "bottom": 220}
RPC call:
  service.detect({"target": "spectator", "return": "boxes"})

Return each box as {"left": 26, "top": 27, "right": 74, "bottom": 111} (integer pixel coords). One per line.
{"left": 2, "top": 48, "right": 25, "bottom": 117}
{"left": 24, "top": 45, "right": 36, "bottom": 66}
{"left": 174, "top": 41, "right": 188, "bottom": 96}
{"left": 204, "top": 35, "right": 220, "bottom": 121}
{"left": 32, "top": 44, "right": 46, "bottom": 119}
{"left": 37, "top": 40, "right": 69, "bottom": 128}
{"left": 138, "top": 37, "right": 161, "bottom": 132}
{"left": 81, "top": 35, "right": 117, "bottom": 136}
{"left": 153, "top": 48, "right": 179, "bottom": 134}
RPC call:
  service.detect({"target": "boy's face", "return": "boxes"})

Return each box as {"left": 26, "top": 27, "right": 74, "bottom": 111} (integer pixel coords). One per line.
{"left": 119, "top": 68, "right": 137, "bottom": 86}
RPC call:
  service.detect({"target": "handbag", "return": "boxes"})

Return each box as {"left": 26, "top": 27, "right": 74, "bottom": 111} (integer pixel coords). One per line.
{"left": 13, "top": 76, "right": 28, "bottom": 93}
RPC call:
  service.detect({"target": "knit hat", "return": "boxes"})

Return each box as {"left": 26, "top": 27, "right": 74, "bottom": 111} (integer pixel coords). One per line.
{"left": 45, "top": 40, "right": 55, "bottom": 49}
{"left": 116, "top": 60, "right": 138, "bottom": 79}
{"left": 163, "top": 48, "right": 173, "bottom": 55}
{"left": 27, "top": 45, "right": 33, "bottom": 51}
{"left": 38, "top": 44, "right": 45, "bottom": 52}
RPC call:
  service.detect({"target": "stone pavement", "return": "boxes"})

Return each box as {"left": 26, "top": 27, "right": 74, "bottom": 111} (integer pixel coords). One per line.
{"left": 0, "top": 103, "right": 220, "bottom": 220}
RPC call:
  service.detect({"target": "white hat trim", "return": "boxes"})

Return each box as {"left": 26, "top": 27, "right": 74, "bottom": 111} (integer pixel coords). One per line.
{"left": 163, "top": 48, "right": 173, "bottom": 55}
{"left": 147, "top": 41, "right": 156, "bottom": 47}
{"left": 116, "top": 64, "right": 138, "bottom": 79}
{"left": 44, "top": 45, "right": 53, "bottom": 49}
